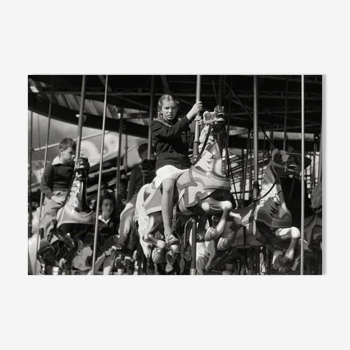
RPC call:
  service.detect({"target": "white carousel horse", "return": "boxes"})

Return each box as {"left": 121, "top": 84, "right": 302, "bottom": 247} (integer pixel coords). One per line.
{"left": 135, "top": 106, "right": 240, "bottom": 273}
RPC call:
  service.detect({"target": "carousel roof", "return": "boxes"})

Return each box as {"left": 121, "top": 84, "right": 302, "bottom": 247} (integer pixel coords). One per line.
{"left": 28, "top": 75, "right": 322, "bottom": 152}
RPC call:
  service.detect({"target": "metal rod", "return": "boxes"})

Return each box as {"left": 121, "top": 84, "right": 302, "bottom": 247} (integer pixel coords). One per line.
{"left": 318, "top": 127, "right": 322, "bottom": 183}
{"left": 301, "top": 75, "right": 305, "bottom": 275}
{"left": 35, "top": 76, "right": 55, "bottom": 274}
{"left": 116, "top": 109, "right": 124, "bottom": 197}
{"left": 253, "top": 76, "right": 259, "bottom": 200}
{"left": 223, "top": 79, "right": 275, "bottom": 148}
{"left": 92, "top": 75, "right": 109, "bottom": 275}
{"left": 148, "top": 76, "right": 155, "bottom": 159}
{"left": 124, "top": 133, "right": 128, "bottom": 174}
{"left": 190, "top": 75, "right": 201, "bottom": 274}
{"left": 75, "top": 75, "right": 87, "bottom": 164}
{"left": 193, "top": 75, "right": 201, "bottom": 163}
{"left": 190, "top": 218, "right": 197, "bottom": 275}
{"left": 311, "top": 135, "right": 317, "bottom": 188}
{"left": 283, "top": 76, "right": 289, "bottom": 151}
{"left": 241, "top": 131, "right": 250, "bottom": 207}
{"left": 28, "top": 111, "right": 33, "bottom": 238}
{"left": 225, "top": 97, "right": 232, "bottom": 169}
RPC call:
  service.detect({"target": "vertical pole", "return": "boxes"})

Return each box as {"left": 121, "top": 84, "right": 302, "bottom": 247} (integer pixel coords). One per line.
{"left": 241, "top": 131, "right": 250, "bottom": 208}
{"left": 124, "top": 133, "right": 128, "bottom": 174}
{"left": 148, "top": 75, "right": 155, "bottom": 159}
{"left": 318, "top": 127, "right": 322, "bottom": 183}
{"left": 253, "top": 76, "right": 259, "bottom": 200}
{"left": 38, "top": 76, "right": 55, "bottom": 232}
{"left": 116, "top": 109, "right": 124, "bottom": 197}
{"left": 225, "top": 97, "right": 232, "bottom": 169}
{"left": 283, "top": 76, "right": 289, "bottom": 151}
{"left": 301, "top": 75, "right": 305, "bottom": 275}
{"left": 92, "top": 75, "right": 109, "bottom": 275}
{"left": 28, "top": 111, "right": 33, "bottom": 238}
{"left": 218, "top": 75, "right": 224, "bottom": 153}
{"left": 193, "top": 75, "right": 201, "bottom": 163}
{"left": 75, "top": 75, "right": 87, "bottom": 164}
{"left": 35, "top": 76, "right": 54, "bottom": 274}
{"left": 311, "top": 135, "right": 317, "bottom": 189}
{"left": 190, "top": 75, "right": 201, "bottom": 275}
{"left": 190, "top": 218, "right": 197, "bottom": 275}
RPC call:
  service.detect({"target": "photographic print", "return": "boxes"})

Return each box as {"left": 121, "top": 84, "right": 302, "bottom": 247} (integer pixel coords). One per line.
{"left": 28, "top": 75, "right": 322, "bottom": 276}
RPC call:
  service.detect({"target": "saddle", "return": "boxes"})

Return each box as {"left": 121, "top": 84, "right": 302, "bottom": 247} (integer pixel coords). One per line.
{"left": 143, "top": 166, "right": 231, "bottom": 216}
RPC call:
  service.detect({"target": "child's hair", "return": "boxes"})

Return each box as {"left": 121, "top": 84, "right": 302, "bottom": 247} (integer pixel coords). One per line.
{"left": 137, "top": 143, "right": 148, "bottom": 156}
{"left": 100, "top": 191, "right": 116, "bottom": 213}
{"left": 59, "top": 138, "right": 76, "bottom": 151}
{"left": 138, "top": 143, "right": 153, "bottom": 156}
{"left": 157, "top": 94, "right": 179, "bottom": 119}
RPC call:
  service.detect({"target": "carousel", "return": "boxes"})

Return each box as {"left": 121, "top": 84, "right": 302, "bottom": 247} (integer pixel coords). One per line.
{"left": 28, "top": 75, "right": 322, "bottom": 275}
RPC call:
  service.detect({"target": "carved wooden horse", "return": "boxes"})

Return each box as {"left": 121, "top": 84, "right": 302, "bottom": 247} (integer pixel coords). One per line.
{"left": 135, "top": 106, "right": 240, "bottom": 272}
{"left": 28, "top": 157, "right": 95, "bottom": 274}
{"left": 210, "top": 149, "right": 317, "bottom": 274}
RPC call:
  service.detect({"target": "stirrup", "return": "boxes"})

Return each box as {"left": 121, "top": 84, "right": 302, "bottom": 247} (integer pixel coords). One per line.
{"left": 165, "top": 233, "right": 179, "bottom": 246}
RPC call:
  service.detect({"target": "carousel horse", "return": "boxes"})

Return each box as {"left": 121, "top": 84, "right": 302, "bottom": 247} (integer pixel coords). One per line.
{"left": 209, "top": 149, "right": 321, "bottom": 274}
{"left": 28, "top": 157, "right": 95, "bottom": 275}
{"left": 135, "top": 106, "right": 241, "bottom": 273}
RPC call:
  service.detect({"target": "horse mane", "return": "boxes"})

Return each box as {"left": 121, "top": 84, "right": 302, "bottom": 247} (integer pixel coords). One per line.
{"left": 311, "top": 182, "right": 322, "bottom": 209}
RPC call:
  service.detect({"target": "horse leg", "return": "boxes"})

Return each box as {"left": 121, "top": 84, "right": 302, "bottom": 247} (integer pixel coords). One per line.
{"left": 217, "top": 212, "right": 242, "bottom": 250}
{"left": 200, "top": 198, "right": 232, "bottom": 241}
{"left": 273, "top": 227, "right": 301, "bottom": 268}
{"left": 28, "top": 232, "right": 41, "bottom": 275}
{"left": 142, "top": 214, "right": 166, "bottom": 249}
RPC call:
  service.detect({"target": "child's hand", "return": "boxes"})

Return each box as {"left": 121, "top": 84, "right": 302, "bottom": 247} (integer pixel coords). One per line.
{"left": 187, "top": 101, "right": 203, "bottom": 119}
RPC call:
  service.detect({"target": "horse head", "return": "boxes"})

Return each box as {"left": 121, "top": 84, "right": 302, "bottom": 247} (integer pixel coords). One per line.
{"left": 270, "top": 149, "right": 311, "bottom": 178}
{"left": 202, "top": 105, "right": 226, "bottom": 134}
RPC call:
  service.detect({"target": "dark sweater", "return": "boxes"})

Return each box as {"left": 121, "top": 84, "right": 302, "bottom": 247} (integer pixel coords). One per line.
{"left": 40, "top": 159, "right": 74, "bottom": 199}
{"left": 126, "top": 166, "right": 143, "bottom": 202}
{"left": 151, "top": 117, "right": 194, "bottom": 171}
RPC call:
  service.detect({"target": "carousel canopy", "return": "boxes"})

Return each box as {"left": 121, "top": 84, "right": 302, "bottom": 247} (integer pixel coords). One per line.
{"left": 28, "top": 75, "right": 322, "bottom": 152}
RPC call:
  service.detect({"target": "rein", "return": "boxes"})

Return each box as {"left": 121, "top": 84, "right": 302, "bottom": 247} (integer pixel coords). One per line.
{"left": 193, "top": 125, "right": 213, "bottom": 166}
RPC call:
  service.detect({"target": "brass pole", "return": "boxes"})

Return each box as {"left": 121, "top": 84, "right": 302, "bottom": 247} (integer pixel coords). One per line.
{"left": 301, "top": 75, "right": 305, "bottom": 275}
{"left": 116, "top": 108, "right": 124, "bottom": 199}
{"left": 148, "top": 76, "right": 155, "bottom": 159}
{"left": 190, "top": 75, "right": 201, "bottom": 275}
{"left": 35, "top": 76, "right": 55, "bottom": 274}
{"left": 75, "top": 75, "right": 87, "bottom": 164}
{"left": 283, "top": 76, "right": 289, "bottom": 151}
{"left": 253, "top": 76, "right": 259, "bottom": 200}
{"left": 193, "top": 75, "right": 201, "bottom": 163}
{"left": 92, "top": 75, "right": 109, "bottom": 275}
{"left": 28, "top": 111, "right": 33, "bottom": 238}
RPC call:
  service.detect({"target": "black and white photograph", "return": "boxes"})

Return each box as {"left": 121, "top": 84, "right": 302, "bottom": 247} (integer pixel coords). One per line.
{"left": 2, "top": 1, "right": 350, "bottom": 349}
{"left": 27, "top": 75, "right": 323, "bottom": 276}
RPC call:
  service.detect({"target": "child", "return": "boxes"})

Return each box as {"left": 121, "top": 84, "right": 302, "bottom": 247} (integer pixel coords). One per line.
{"left": 40, "top": 137, "right": 76, "bottom": 237}
{"left": 88, "top": 191, "right": 119, "bottom": 275}
{"left": 151, "top": 94, "right": 202, "bottom": 254}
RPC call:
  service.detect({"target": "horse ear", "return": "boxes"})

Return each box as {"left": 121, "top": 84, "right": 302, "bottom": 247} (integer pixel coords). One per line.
{"left": 271, "top": 148, "right": 279, "bottom": 159}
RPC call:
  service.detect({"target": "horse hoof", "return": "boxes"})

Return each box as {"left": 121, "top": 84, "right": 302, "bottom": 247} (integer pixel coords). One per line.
{"left": 156, "top": 240, "right": 166, "bottom": 249}
{"left": 166, "top": 251, "right": 177, "bottom": 265}
{"left": 205, "top": 227, "right": 218, "bottom": 241}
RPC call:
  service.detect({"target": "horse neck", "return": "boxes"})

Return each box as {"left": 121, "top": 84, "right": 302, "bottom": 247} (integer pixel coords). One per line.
{"left": 206, "top": 138, "right": 225, "bottom": 177}
{"left": 262, "top": 163, "right": 287, "bottom": 206}
{"left": 67, "top": 177, "right": 90, "bottom": 212}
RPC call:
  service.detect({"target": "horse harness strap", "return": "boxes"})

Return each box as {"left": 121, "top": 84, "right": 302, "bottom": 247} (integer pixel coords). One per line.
{"left": 171, "top": 205, "right": 177, "bottom": 232}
